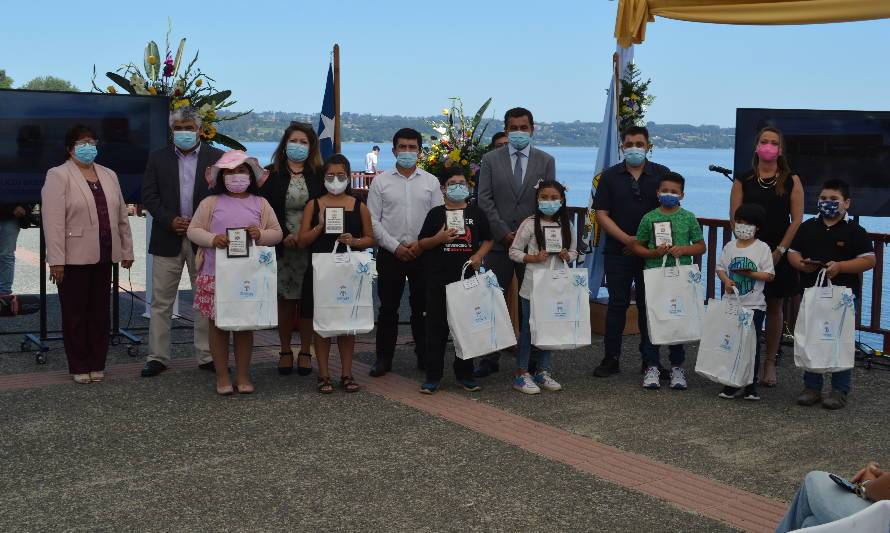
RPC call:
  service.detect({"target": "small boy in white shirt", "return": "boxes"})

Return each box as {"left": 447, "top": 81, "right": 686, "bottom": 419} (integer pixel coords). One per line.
{"left": 715, "top": 204, "right": 775, "bottom": 401}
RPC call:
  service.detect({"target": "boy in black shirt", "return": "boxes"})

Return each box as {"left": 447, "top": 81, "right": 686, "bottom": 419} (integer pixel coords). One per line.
{"left": 417, "top": 167, "right": 494, "bottom": 394}
{"left": 788, "top": 179, "right": 875, "bottom": 410}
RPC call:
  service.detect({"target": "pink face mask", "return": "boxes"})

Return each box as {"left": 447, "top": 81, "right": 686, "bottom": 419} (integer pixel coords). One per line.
{"left": 756, "top": 143, "right": 780, "bottom": 162}
{"left": 223, "top": 173, "right": 251, "bottom": 193}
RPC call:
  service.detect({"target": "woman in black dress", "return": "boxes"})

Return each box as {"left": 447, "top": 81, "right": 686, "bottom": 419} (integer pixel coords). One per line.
{"left": 730, "top": 126, "right": 803, "bottom": 386}
{"left": 298, "top": 154, "right": 374, "bottom": 394}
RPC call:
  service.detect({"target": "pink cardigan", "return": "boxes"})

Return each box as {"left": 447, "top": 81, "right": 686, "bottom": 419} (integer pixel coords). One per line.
{"left": 187, "top": 194, "right": 283, "bottom": 270}
{"left": 41, "top": 159, "right": 135, "bottom": 266}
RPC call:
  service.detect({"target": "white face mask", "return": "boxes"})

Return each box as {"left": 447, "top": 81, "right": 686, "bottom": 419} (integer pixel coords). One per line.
{"left": 734, "top": 223, "right": 756, "bottom": 240}
{"left": 324, "top": 177, "right": 348, "bottom": 195}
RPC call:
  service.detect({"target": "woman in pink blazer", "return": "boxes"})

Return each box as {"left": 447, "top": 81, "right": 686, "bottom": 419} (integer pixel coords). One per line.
{"left": 41, "top": 124, "right": 135, "bottom": 384}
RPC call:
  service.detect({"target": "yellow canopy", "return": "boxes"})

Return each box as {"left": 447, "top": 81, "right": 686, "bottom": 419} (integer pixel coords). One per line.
{"left": 616, "top": 0, "right": 890, "bottom": 47}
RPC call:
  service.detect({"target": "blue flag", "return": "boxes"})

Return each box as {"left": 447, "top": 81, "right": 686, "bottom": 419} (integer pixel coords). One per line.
{"left": 316, "top": 62, "right": 336, "bottom": 161}
{"left": 585, "top": 45, "right": 634, "bottom": 300}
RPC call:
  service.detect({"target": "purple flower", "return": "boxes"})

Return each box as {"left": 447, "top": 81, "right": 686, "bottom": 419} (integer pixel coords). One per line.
{"left": 163, "top": 53, "right": 174, "bottom": 78}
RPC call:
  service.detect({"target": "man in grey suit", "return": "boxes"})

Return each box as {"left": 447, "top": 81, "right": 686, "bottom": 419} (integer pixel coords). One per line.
{"left": 476, "top": 107, "right": 556, "bottom": 376}
{"left": 140, "top": 106, "right": 224, "bottom": 377}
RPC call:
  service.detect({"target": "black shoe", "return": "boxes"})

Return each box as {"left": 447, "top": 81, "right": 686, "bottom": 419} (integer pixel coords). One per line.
{"left": 369, "top": 360, "right": 391, "bottom": 377}
{"left": 296, "top": 352, "right": 312, "bottom": 376}
{"left": 593, "top": 356, "right": 620, "bottom": 377}
{"left": 141, "top": 360, "right": 168, "bottom": 377}
{"left": 473, "top": 359, "right": 499, "bottom": 378}
{"left": 198, "top": 361, "right": 216, "bottom": 372}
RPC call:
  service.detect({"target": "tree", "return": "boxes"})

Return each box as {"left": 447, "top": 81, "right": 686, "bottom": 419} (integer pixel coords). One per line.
{"left": 20, "top": 76, "right": 78, "bottom": 92}
{"left": 0, "top": 69, "right": 12, "bottom": 89}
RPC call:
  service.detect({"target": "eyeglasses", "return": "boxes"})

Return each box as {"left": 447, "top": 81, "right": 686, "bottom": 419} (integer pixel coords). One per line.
{"left": 324, "top": 174, "right": 348, "bottom": 182}
{"left": 630, "top": 177, "right": 642, "bottom": 201}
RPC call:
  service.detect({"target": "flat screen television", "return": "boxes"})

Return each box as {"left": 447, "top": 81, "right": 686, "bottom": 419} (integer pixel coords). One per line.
{"left": 0, "top": 89, "right": 170, "bottom": 204}
{"left": 734, "top": 108, "right": 890, "bottom": 217}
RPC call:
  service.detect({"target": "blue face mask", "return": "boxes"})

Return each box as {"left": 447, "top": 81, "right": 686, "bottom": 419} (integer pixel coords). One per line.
{"left": 658, "top": 193, "right": 681, "bottom": 208}
{"left": 508, "top": 131, "right": 531, "bottom": 150}
{"left": 445, "top": 183, "right": 469, "bottom": 202}
{"left": 538, "top": 200, "right": 562, "bottom": 216}
{"left": 818, "top": 199, "right": 841, "bottom": 218}
{"left": 286, "top": 142, "right": 310, "bottom": 162}
{"left": 396, "top": 151, "right": 418, "bottom": 168}
{"left": 624, "top": 147, "right": 647, "bottom": 167}
{"left": 173, "top": 130, "right": 198, "bottom": 150}
{"left": 73, "top": 144, "right": 97, "bottom": 164}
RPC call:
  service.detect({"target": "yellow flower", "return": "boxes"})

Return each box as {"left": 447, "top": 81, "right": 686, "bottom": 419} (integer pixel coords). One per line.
{"left": 442, "top": 108, "right": 450, "bottom": 116}
{"left": 448, "top": 149, "right": 461, "bottom": 162}
{"left": 201, "top": 124, "right": 217, "bottom": 139}
{"left": 148, "top": 55, "right": 158, "bottom": 65}
{"left": 195, "top": 78, "right": 203, "bottom": 87}
{"left": 148, "top": 87, "right": 158, "bottom": 95}
{"left": 460, "top": 159, "right": 468, "bottom": 166}
{"left": 427, "top": 155, "right": 436, "bottom": 163}
{"left": 107, "top": 86, "right": 117, "bottom": 94}
{"left": 172, "top": 99, "right": 191, "bottom": 110}
{"left": 630, "top": 93, "right": 639, "bottom": 101}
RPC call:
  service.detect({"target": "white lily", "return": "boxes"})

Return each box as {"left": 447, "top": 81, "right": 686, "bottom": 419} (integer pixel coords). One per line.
{"left": 130, "top": 74, "right": 149, "bottom": 95}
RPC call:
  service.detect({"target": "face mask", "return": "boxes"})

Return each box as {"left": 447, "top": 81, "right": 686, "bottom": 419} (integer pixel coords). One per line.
{"left": 508, "top": 131, "right": 530, "bottom": 150}
{"left": 658, "top": 193, "right": 680, "bottom": 208}
{"left": 538, "top": 200, "right": 561, "bottom": 216}
{"left": 173, "top": 130, "right": 198, "bottom": 150}
{"left": 286, "top": 142, "right": 309, "bottom": 162}
{"left": 733, "top": 223, "right": 757, "bottom": 240}
{"left": 445, "top": 183, "right": 469, "bottom": 202}
{"left": 756, "top": 143, "right": 780, "bottom": 162}
{"left": 817, "top": 199, "right": 842, "bottom": 218}
{"left": 73, "top": 144, "right": 97, "bottom": 164}
{"left": 223, "top": 173, "right": 251, "bottom": 194}
{"left": 324, "top": 178, "right": 348, "bottom": 195}
{"left": 624, "top": 147, "right": 647, "bottom": 167}
{"left": 396, "top": 151, "right": 418, "bottom": 168}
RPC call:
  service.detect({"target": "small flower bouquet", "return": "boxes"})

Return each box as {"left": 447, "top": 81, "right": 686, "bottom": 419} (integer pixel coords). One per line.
{"left": 419, "top": 97, "right": 493, "bottom": 189}
{"left": 617, "top": 63, "right": 655, "bottom": 134}
{"left": 91, "top": 21, "right": 249, "bottom": 150}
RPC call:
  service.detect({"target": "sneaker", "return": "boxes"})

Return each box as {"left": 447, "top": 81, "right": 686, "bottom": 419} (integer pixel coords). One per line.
{"left": 796, "top": 388, "right": 822, "bottom": 406}
{"left": 458, "top": 378, "right": 482, "bottom": 392}
{"left": 822, "top": 391, "right": 848, "bottom": 410}
{"left": 669, "top": 367, "right": 687, "bottom": 390}
{"left": 718, "top": 386, "right": 741, "bottom": 399}
{"left": 533, "top": 371, "right": 562, "bottom": 392}
{"left": 642, "top": 367, "right": 660, "bottom": 390}
{"left": 419, "top": 382, "right": 439, "bottom": 395}
{"left": 513, "top": 373, "right": 541, "bottom": 395}
{"left": 593, "top": 356, "right": 620, "bottom": 377}
{"left": 743, "top": 385, "right": 760, "bottom": 401}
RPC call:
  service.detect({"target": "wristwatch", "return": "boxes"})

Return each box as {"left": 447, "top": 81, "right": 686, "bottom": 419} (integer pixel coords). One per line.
{"left": 857, "top": 480, "right": 871, "bottom": 500}
{"left": 776, "top": 246, "right": 787, "bottom": 255}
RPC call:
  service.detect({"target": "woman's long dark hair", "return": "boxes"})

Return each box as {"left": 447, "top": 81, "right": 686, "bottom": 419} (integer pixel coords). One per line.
{"left": 270, "top": 121, "right": 323, "bottom": 175}
{"left": 749, "top": 126, "right": 793, "bottom": 196}
{"left": 533, "top": 181, "right": 571, "bottom": 252}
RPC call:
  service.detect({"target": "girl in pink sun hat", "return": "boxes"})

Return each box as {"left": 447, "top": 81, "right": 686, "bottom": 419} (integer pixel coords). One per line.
{"left": 187, "top": 150, "right": 283, "bottom": 395}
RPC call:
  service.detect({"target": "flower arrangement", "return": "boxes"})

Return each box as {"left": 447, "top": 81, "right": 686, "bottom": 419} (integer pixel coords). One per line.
{"left": 91, "top": 21, "right": 249, "bottom": 150}
{"left": 419, "top": 97, "right": 493, "bottom": 189}
{"left": 617, "top": 62, "right": 655, "bottom": 134}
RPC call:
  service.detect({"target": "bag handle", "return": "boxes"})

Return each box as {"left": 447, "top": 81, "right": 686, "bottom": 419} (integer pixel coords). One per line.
{"left": 548, "top": 257, "right": 569, "bottom": 271}
{"left": 815, "top": 267, "right": 833, "bottom": 288}
{"left": 460, "top": 260, "right": 479, "bottom": 282}
{"left": 331, "top": 240, "right": 352, "bottom": 257}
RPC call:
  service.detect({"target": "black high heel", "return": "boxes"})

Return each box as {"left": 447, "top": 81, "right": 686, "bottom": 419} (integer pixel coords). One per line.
{"left": 296, "top": 352, "right": 313, "bottom": 376}
{"left": 278, "top": 351, "right": 294, "bottom": 376}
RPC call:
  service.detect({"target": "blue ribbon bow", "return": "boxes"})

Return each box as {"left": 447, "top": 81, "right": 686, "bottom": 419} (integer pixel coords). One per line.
{"left": 687, "top": 271, "right": 702, "bottom": 285}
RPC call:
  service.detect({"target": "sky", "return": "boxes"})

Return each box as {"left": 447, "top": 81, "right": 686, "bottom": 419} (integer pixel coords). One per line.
{"left": 3, "top": 1, "right": 889, "bottom": 127}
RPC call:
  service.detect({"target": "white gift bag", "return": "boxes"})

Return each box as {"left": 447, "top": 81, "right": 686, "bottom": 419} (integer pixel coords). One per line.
{"left": 643, "top": 256, "right": 705, "bottom": 345}
{"left": 312, "top": 243, "right": 374, "bottom": 338}
{"left": 214, "top": 244, "right": 278, "bottom": 331}
{"left": 529, "top": 259, "right": 591, "bottom": 350}
{"left": 694, "top": 288, "right": 757, "bottom": 388}
{"left": 794, "top": 269, "right": 856, "bottom": 374}
{"left": 446, "top": 262, "right": 517, "bottom": 360}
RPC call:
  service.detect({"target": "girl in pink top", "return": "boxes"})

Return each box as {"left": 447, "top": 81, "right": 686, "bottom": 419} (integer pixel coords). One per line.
{"left": 187, "top": 151, "right": 282, "bottom": 395}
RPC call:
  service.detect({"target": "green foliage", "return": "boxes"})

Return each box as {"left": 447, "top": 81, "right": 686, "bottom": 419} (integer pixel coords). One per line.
{"left": 618, "top": 62, "right": 655, "bottom": 134}
{"left": 0, "top": 69, "right": 13, "bottom": 89}
{"left": 20, "top": 76, "right": 79, "bottom": 92}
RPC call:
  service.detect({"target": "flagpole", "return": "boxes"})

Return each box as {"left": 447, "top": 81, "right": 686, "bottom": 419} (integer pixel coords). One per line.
{"left": 333, "top": 43, "right": 341, "bottom": 154}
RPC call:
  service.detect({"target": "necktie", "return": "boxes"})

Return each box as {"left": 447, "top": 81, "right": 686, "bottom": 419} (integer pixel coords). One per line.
{"left": 513, "top": 152, "right": 524, "bottom": 186}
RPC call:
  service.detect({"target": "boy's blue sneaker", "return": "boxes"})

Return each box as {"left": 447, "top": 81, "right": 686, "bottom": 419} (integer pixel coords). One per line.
{"left": 458, "top": 378, "right": 482, "bottom": 392}
{"left": 420, "top": 382, "right": 440, "bottom": 395}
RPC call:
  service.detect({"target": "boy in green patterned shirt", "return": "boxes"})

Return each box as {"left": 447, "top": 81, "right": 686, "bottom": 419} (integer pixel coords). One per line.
{"left": 630, "top": 172, "right": 706, "bottom": 391}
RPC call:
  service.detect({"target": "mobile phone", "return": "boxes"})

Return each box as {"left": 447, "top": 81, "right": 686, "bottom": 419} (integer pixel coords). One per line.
{"left": 829, "top": 473, "right": 859, "bottom": 494}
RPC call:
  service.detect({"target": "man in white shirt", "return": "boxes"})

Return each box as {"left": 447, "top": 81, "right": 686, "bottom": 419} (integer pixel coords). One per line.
{"left": 365, "top": 145, "right": 380, "bottom": 174}
{"left": 367, "top": 128, "right": 444, "bottom": 377}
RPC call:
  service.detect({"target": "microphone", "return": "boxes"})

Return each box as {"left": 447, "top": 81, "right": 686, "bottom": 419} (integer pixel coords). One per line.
{"left": 709, "top": 164, "right": 734, "bottom": 182}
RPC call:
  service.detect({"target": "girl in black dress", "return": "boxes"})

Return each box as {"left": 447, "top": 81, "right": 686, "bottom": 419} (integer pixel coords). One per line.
{"left": 730, "top": 126, "right": 803, "bottom": 386}
{"left": 298, "top": 154, "right": 375, "bottom": 394}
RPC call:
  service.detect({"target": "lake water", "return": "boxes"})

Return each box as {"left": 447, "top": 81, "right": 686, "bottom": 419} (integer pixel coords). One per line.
{"left": 246, "top": 141, "right": 889, "bottom": 347}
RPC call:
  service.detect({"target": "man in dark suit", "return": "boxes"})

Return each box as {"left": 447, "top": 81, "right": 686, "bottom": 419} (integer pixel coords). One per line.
{"left": 476, "top": 107, "right": 556, "bottom": 376}
{"left": 140, "top": 106, "right": 224, "bottom": 377}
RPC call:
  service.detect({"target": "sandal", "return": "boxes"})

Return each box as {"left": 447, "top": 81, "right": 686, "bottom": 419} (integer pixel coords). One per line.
{"left": 278, "top": 351, "right": 294, "bottom": 376}
{"left": 341, "top": 376, "right": 360, "bottom": 393}
{"left": 317, "top": 377, "right": 334, "bottom": 394}
{"left": 235, "top": 382, "right": 255, "bottom": 394}
{"left": 216, "top": 384, "right": 234, "bottom": 396}
{"left": 296, "top": 352, "right": 313, "bottom": 376}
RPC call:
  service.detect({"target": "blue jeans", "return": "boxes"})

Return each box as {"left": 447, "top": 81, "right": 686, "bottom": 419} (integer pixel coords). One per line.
{"left": 804, "top": 369, "right": 852, "bottom": 394}
{"left": 603, "top": 254, "right": 657, "bottom": 363}
{"left": 0, "top": 219, "right": 20, "bottom": 295}
{"left": 518, "top": 297, "right": 550, "bottom": 373}
{"left": 775, "top": 471, "right": 870, "bottom": 532}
